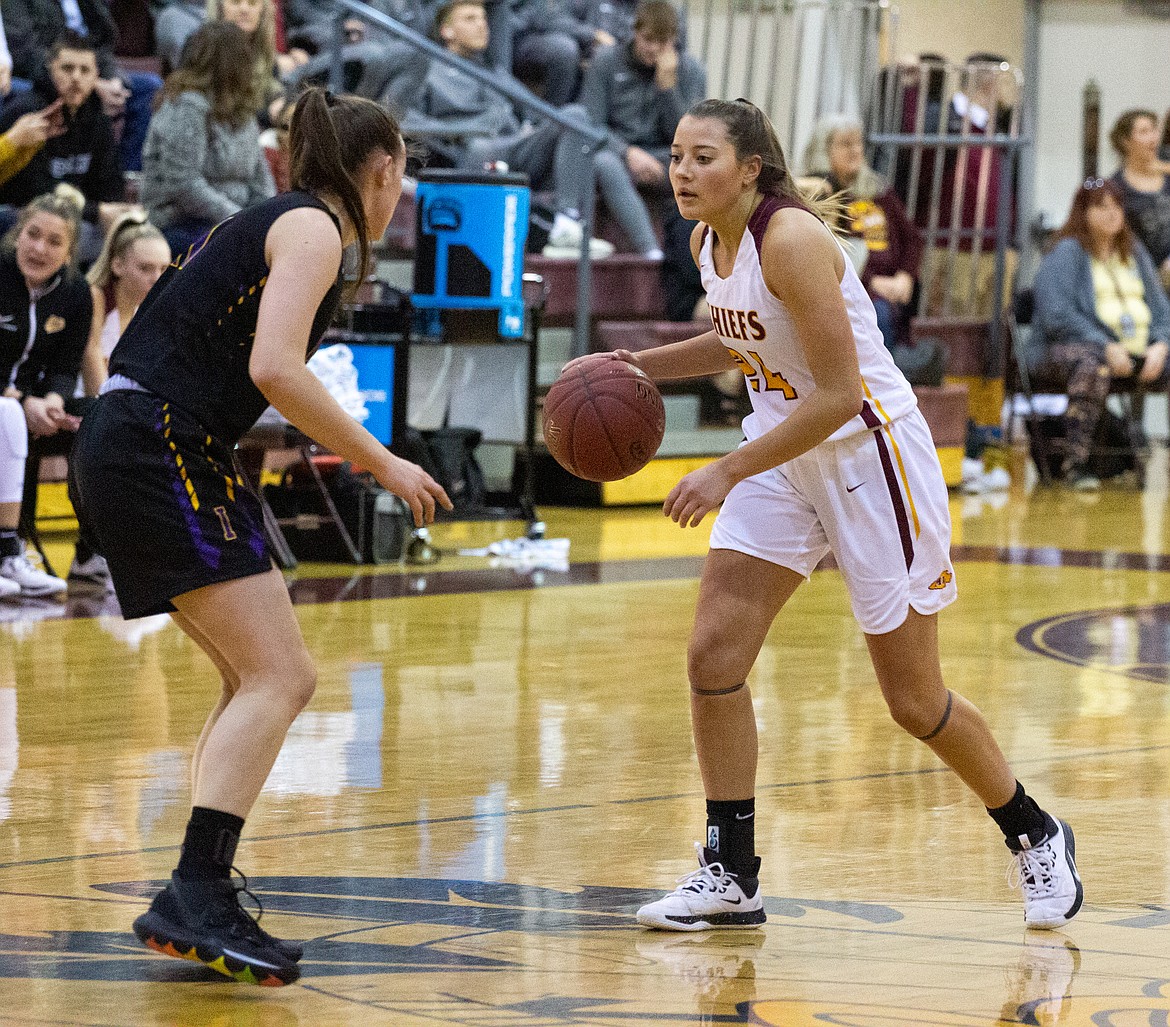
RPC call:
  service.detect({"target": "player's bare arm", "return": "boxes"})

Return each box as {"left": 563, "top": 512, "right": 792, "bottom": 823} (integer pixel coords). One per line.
{"left": 252, "top": 207, "right": 451, "bottom": 525}
{"left": 664, "top": 211, "right": 862, "bottom": 527}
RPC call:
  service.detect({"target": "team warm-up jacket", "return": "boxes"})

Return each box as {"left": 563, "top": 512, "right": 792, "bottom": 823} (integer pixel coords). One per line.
{"left": 0, "top": 249, "right": 93, "bottom": 400}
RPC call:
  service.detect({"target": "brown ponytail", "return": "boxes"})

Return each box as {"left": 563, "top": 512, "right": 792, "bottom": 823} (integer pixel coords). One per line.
{"left": 288, "top": 87, "right": 405, "bottom": 286}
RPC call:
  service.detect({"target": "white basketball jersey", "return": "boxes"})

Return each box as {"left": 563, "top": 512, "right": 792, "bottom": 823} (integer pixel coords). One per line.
{"left": 698, "top": 195, "right": 918, "bottom": 443}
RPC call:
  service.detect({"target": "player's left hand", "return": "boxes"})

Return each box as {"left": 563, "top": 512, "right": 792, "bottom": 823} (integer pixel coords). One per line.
{"left": 374, "top": 453, "right": 454, "bottom": 527}
{"left": 664, "top": 461, "right": 736, "bottom": 527}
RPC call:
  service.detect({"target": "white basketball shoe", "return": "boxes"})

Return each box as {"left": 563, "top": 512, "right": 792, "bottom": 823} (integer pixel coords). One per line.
{"left": 0, "top": 551, "right": 66, "bottom": 597}
{"left": 636, "top": 843, "right": 766, "bottom": 931}
{"left": 1007, "top": 819, "right": 1084, "bottom": 929}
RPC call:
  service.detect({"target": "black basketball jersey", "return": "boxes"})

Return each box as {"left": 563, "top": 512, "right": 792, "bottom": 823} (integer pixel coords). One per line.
{"left": 109, "top": 191, "right": 345, "bottom": 445}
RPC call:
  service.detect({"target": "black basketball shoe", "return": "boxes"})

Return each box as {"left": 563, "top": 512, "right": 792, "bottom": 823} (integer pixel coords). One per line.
{"left": 133, "top": 872, "right": 301, "bottom": 985}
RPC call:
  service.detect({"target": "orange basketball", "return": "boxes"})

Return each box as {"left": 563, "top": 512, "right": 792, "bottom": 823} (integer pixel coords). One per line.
{"left": 541, "top": 356, "right": 666, "bottom": 482}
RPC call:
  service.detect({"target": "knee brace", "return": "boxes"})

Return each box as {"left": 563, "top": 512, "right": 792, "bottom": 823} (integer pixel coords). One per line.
{"left": 691, "top": 681, "right": 746, "bottom": 697}
{"left": 915, "top": 689, "right": 954, "bottom": 741}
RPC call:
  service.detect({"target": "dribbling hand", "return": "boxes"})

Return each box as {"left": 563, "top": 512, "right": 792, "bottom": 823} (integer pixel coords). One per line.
{"left": 663, "top": 461, "right": 736, "bottom": 528}
{"left": 560, "top": 350, "right": 643, "bottom": 376}
{"left": 375, "top": 454, "right": 453, "bottom": 527}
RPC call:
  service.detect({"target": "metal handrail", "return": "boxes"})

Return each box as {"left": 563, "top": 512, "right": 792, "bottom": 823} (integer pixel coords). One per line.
{"left": 325, "top": 0, "right": 609, "bottom": 358}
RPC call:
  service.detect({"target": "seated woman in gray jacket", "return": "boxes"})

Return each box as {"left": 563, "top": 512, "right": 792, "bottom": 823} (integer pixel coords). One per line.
{"left": 140, "top": 22, "right": 275, "bottom": 255}
{"left": 1031, "top": 177, "right": 1170, "bottom": 490}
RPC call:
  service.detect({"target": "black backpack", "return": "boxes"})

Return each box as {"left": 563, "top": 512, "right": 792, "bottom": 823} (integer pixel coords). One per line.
{"left": 399, "top": 426, "right": 487, "bottom": 514}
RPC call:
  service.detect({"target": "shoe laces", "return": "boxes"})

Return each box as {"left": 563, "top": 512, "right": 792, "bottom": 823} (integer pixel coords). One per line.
{"left": 668, "top": 843, "right": 737, "bottom": 898}
{"left": 1007, "top": 840, "right": 1059, "bottom": 898}
{"left": 225, "top": 866, "right": 272, "bottom": 943}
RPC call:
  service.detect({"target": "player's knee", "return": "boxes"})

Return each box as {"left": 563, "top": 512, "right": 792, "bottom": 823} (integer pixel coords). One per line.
{"left": 259, "top": 647, "right": 317, "bottom": 712}
{"left": 287, "top": 653, "right": 318, "bottom": 711}
{"left": 885, "top": 691, "right": 943, "bottom": 738}
{"left": 687, "top": 630, "right": 746, "bottom": 693}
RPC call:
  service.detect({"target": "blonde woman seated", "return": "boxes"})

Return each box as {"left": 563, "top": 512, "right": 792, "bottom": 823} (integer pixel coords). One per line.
{"left": 1031, "top": 178, "right": 1170, "bottom": 490}
{"left": 80, "top": 213, "right": 171, "bottom": 396}
{"left": 803, "top": 113, "right": 922, "bottom": 352}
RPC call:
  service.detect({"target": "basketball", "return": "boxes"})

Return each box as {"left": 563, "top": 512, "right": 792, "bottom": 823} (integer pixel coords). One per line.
{"left": 542, "top": 356, "right": 666, "bottom": 482}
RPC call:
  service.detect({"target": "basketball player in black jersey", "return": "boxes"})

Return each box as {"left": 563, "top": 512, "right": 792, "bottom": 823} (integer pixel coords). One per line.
{"left": 68, "top": 88, "right": 452, "bottom": 986}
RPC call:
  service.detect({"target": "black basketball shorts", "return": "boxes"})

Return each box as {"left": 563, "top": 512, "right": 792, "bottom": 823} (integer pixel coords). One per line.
{"left": 68, "top": 390, "right": 272, "bottom": 619}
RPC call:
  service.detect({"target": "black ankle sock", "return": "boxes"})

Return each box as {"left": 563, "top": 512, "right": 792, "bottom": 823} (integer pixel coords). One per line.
{"left": 175, "top": 807, "right": 245, "bottom": 881}
{"left": 987, "top": 782, "right": 1053, "bottom": 849}
{"left": 0, "top": 530, "right": 20, "bottom": 558}
{"left": 705, "top": 798, "right": 756, "bottom": 879}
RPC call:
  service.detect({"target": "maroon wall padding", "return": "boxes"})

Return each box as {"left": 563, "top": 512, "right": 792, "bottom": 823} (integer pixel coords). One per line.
{"left": 913, "top": 384, "right": 969, "bottom": 447}
{"left": 910, "top": 317, "right": 988, "bottom": 378}
{"left": 595, "top": 319, "right": 709, "bottom": 353}
{"left": 523, "top": 255, "right": 666, "bottom": 322}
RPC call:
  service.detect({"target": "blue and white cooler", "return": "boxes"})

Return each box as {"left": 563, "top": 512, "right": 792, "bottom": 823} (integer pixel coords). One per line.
{"left": 411, "top": 168, "right": 531, "bottom": 338}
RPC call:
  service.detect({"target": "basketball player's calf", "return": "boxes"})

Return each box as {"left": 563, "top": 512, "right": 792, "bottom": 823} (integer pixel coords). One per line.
{"left": 892, "top": 684, "right": 1083, "bottom": 930}
{"left": 636, "top": 680, "right": 767, "bottom": 932}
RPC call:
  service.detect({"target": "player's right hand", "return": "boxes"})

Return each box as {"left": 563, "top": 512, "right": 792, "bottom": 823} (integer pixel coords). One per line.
{"left": 375, "top": 454, "right": 453, "bottom": 527}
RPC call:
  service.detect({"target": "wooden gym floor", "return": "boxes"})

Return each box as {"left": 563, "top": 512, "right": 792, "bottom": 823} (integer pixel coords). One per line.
{"left": 1, "top": 449, "right": 1169, "bottom": 1025}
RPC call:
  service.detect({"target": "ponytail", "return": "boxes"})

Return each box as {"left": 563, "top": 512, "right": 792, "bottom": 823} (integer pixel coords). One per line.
{"left": 289, "top": 87, "right": 404, "bottom": 288}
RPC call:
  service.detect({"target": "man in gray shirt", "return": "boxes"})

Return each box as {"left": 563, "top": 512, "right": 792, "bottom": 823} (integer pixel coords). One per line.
{"left": 404, "top": 0, "right": 665, "bottom": 256}
{"left": 580, "top": 0, "right": 704, "bottom": 191}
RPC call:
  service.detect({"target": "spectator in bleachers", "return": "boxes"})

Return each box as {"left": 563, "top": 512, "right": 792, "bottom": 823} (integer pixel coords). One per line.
{"left": 1031, "top": 178, "right": 1169, "bottom": 490}
{"left": 568, "top": 0, "right": 686, "bottom": 47}
{"left": 403, "top": 0, "right": 622, "bottom": 257}
{"left": 1109, "top": 109, "right": 1170, "bottom": 294}
{"left": 140, "top": 22, "right": 276, "bottom": 254}
{"left": 803, "top": 113, "right": 922, "bottom": 352}
{"left": 510, "top": 0, "right": 609, "bottom": 106}
{"left": 579, "top": 0, "right": 700, "bottom": 187}
{"left": 0, "top": 188, "right": 91, "bottom": 597}
{"left": 579, "top": 0, "right": 703, "bottom": 258}
{"left": 3, "top": 0, "right": 162, "bottom": 172}
{"left": 80, "top": 212, "right": 170, "bottom": 395}
{"left": 283, "top": 0, "right": 431, "bottom": 114}
{"left": 209, "top": 0, "right": 287, "bottom": 123}
{"left": 923, "top": 53, "right": 1016, "bottom": 319}
{"left": 157, "top": 0, "right": 300, "bottom": 123}
{"left": 154, "top": 0, "right": 208, "bottom": 72}
{"left": 0, "top": 100, "right": 66, "bottom": 187}
{"left": 0, "top": 32, "right": 135, "bottom": 265}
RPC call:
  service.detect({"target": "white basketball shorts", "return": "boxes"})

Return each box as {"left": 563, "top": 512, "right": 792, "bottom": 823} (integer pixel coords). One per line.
{"left": 708, "top": 406, "right": 956, "bottom": 634}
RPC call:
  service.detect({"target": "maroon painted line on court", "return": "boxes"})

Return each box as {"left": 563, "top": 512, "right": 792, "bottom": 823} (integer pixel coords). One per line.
{"left": 24, "top": 545, "right": 1170, "bottom": 622}
{"left": 1016, "top": 602, "right": 1170, "bottom": 681}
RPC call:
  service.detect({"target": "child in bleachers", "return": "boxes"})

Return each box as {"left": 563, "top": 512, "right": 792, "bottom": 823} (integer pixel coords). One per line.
{"left": 81, "top": 213, "right": 171, "bottom": 396}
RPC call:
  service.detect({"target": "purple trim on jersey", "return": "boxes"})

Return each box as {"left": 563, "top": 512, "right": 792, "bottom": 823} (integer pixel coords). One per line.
{"left": 747, "top": 194, "right": 809, "bottom": 257}
{"left": 860, "top": 402, "right": 914, "bottom": 572}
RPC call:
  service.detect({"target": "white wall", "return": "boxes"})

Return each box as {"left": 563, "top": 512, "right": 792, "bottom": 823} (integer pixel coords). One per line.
{"left": 1035, "top": 1, "right": 1170, "bottom": 225}
{"left": 891, "top": 0, "right": 1024, "bottom": 65}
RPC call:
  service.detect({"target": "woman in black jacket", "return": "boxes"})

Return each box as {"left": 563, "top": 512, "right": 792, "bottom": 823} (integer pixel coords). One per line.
{"left": 0, "top": 187, "right": 93, "bottom": 597}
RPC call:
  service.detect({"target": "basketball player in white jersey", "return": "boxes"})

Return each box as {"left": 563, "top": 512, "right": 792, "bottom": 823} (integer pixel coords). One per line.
{"left": 572, "top": 98, "right": 1082, "bottom": 932}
